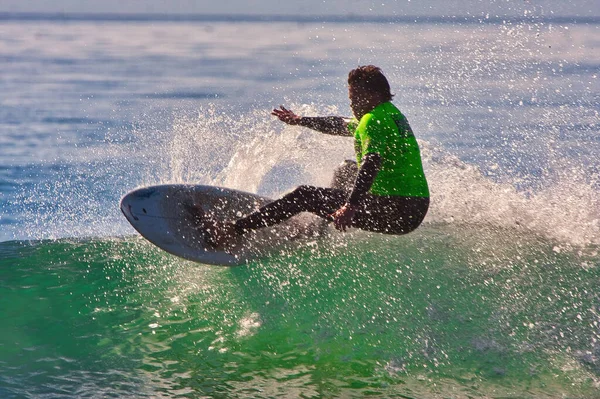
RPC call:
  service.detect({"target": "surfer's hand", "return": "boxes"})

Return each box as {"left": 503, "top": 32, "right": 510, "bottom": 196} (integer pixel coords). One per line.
{"left": 272, "top": 106, "right": 301, "bottom": 125}
{"left": 330, "top": 204, "right": 356, "bottom": 232}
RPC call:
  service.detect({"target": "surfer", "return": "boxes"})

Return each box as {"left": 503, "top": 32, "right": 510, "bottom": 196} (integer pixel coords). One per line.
{"left": 208, "top": 65, "right": 429, "bottom": 246}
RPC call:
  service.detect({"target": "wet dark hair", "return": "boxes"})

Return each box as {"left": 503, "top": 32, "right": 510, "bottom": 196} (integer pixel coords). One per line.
{"left": 348, "top": 65, "right": 394, "bottom": 101}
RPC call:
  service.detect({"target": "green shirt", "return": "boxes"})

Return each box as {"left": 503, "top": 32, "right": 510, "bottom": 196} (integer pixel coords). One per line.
{"left": 349, "top": 102, "right": 429, "bottom": 198}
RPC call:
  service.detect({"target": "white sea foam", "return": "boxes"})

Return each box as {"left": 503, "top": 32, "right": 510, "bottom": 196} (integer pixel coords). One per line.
{"left": 422, "top": 143, "right": 600, "bottom": 246}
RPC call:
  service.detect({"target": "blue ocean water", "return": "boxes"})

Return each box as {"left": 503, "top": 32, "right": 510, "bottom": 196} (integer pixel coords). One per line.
{"left": 1, "top": 14, "right": 600, "bottom": 398}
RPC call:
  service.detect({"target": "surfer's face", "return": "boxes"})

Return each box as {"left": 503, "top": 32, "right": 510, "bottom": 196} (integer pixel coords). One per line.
{"left": 349, "top": 84, "right": 380, "bottom": 120}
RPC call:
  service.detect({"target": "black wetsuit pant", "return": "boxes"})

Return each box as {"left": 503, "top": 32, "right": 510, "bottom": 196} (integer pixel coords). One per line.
{"left": 234, "top": 185, "right": 429, "bottom": 235}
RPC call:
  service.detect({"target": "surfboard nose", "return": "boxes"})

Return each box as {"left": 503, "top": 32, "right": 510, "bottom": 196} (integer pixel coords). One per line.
{"left": 120, "top": 187, "right": 160, "bottom": 223}
{"left": 120, "top": 193, "right": 139, "bottom": 222}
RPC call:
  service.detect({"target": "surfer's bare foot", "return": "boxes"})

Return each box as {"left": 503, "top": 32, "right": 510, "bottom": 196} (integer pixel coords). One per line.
{"left": 206, "top": 220, "right": 238, "bottom": 250}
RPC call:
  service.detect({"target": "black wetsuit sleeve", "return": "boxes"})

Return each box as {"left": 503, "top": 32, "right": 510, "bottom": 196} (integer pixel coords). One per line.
{"left": 347, "top": 153, "right": 382, "bottom": 207}
{"left": 299, "top": 116, "right": 351, "bottom": 136}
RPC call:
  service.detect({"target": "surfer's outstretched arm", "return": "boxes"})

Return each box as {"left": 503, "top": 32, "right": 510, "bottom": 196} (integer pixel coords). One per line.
{"left": 272, "top": 106, "right": 351, "bottom": 136}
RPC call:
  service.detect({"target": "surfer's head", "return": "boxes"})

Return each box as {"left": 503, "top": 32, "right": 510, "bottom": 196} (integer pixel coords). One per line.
{"left": 348, "top": 65, "right": 394, "bottom": 119}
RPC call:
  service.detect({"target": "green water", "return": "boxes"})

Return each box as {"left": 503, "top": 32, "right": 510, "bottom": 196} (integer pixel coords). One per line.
{"left": 1, "top": 225, "right": 599, "bottom": 398}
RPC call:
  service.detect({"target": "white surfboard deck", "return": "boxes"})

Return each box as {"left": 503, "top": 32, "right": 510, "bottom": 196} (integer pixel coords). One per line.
{"left": 120, "top": 184, "right": 320, "bottom": 266}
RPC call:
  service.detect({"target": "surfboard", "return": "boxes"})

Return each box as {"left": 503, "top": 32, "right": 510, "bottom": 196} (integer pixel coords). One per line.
{"left": 120, "top": 184, "right": 319, "bottom": 266}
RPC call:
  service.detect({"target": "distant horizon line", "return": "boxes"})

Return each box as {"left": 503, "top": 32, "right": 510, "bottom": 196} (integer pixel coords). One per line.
{"left": 0, "top": 11, "right": 598, "bottom": 25}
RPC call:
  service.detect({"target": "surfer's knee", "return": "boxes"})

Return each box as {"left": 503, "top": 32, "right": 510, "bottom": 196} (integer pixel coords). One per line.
{"left": 331, "top": 160, "right": 358, "bottom": 192}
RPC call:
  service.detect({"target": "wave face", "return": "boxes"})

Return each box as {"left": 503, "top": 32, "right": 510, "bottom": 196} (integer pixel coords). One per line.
{"left": 1, "top": 231, "right": 599, "bottom": 398}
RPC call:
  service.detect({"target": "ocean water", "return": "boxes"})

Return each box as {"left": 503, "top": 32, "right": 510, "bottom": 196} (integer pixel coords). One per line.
{"left": 1, "top": 14, "right": 600, "bottom": 398}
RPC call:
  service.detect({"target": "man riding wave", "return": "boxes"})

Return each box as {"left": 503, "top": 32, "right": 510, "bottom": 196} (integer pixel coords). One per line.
{"left": 204, "top": 65, "right": 429, "bottom": 247}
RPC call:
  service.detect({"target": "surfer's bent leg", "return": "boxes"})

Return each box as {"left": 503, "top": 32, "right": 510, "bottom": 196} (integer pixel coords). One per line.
{"left": 232, "top": 187, "right": 429, "bottom": 236}
{"left": 234, "top": 185, "right": 345, "bottom": 234}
